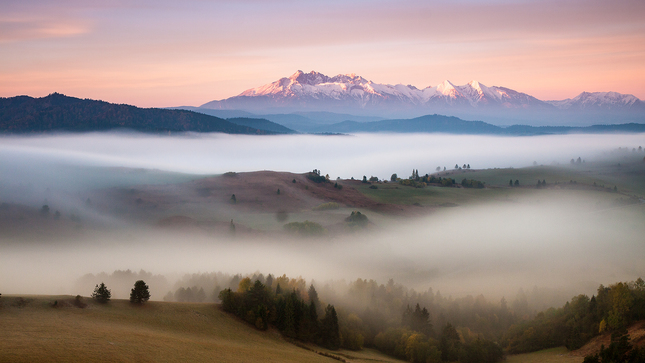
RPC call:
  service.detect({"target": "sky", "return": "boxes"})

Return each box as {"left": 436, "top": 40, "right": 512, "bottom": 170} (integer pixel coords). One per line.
{"left": 1, "top": 0, "right": 644, "bottom": 107}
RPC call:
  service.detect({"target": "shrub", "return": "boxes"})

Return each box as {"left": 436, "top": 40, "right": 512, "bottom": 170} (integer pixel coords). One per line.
{"left": 346, "top": 211, "right": 368, "bottom": 228}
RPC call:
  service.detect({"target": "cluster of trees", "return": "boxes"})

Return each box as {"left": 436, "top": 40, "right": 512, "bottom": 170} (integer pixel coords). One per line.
{"left": 372, "top": 315, "right": 503, "bottom": 363}
{"left": 77, "top": 269, "right": 168, "bottom": 300}
{"left": 218, "top": 279, "right": 341, "bottom": 349}
{"left": 536, "top": 179, "right": 548, "bottom": 188}
{"left": 90, "top": 280, "right": 150, "bottom": 304}
{"left": 460, "top": 178, "right": 485, "bottom": 189}
{"left": 400, "top": 174, "right": 456, "bottom": 188}
{"left": 307, "top": 169, "right": 328, "bottom": 183}
{"left": 503, "top": 279, "right": 645, "bottom": 354}
{"left": 508, "top": 179, "right": 520, "bottom": 187}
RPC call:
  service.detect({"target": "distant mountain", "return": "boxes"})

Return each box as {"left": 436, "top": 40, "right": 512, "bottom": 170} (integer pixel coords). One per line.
{"left": 0, "top": 94, "right": 275, "bottom": 134}
{"left": 312, "top": 114, "right": 645, "bottom": 136}
{"left": 201, "top": 70, "right": 645, "bottom": 126}
{"left": 546, "top": 92, "right": 642, "bottom": 111}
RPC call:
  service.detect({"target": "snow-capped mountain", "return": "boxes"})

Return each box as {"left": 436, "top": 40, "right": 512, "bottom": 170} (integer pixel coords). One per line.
{"left": 201, "top": 70, "right": 644, "bottom": 125}
{"left": 547, "top": 91, "right": 642, "bottom": 110}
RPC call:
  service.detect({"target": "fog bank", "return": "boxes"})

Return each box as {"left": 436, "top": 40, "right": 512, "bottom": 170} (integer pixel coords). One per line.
{"left": 2, "top": 132, "right": 644, "bottom": 181}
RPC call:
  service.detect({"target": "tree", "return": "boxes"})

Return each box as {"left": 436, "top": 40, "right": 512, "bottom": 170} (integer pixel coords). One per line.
{"left": 91, "top": 282, "right": 111, "bottom": 303}
{"left": 391, "top": 173, "right": 398, "bottom": 181}
{"left": 230, "top": 194, "right": 236, "bottom": 203}
{"left": 509, "top": 179, "right": 513, "bottom": 187}
{"left": 514, "top": 179, "right": 520, "bottom": 186}
{"left": 321, "top": 304, "right": 341, "bottom": 349}
{"left": 277, "top": 188, "right": 280, "bottom": 195}
{"left": 130, "top": 280, "right": 150, "bottom": 304}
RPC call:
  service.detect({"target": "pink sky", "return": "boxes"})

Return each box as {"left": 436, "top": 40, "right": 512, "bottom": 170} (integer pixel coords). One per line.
{"left": 1, "top": 0, "right": 644, "bottom": 107}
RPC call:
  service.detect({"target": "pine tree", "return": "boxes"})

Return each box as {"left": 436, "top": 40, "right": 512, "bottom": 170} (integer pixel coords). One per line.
{"left": 91, "top": 282, "right": 111, "bottom": 303}
{"left": 320, "top": 304, "right": 341, "bottom": 349}
{"left": 130, "top": 280, "right": 150, "bottom": 304}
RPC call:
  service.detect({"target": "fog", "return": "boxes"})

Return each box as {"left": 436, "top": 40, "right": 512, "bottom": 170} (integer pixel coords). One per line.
{"left": 2, "top": 132, "right": 644, "bottom": 181}
{"left": 1, "top": 132, "right": 644, "bottom": 309}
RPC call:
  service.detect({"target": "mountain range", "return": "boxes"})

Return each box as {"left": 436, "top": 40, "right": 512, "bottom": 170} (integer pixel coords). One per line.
{"left": 200, "top": 70, "right": 645, "bottom": 126}
{"left": 2, "top": 93, "right": 644, "bottom": 136}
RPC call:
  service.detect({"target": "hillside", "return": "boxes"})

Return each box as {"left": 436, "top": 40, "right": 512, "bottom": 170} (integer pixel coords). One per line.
{"left": 0, "top": 93, "right": 272, "bottom": 134}
{"left": 0, "top": 295, "right": 402, "bottom": 363}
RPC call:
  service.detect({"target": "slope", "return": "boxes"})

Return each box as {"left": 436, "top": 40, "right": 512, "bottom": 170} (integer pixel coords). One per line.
{"left": 0, "top": 295, "right": 402, "bottom": 363}
{"left": 0, "top": 93, "right": 270, "bottom": 134}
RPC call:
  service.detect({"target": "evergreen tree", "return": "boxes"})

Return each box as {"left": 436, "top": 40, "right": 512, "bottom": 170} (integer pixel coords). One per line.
{"left": 275, "top": 283, "right": 282, "bottom": 295}
{"left": 130, "top": 280, "right": 150, "bottom": 304}
{"left": 91, "top": 282, "right": 111, "bottom": 303}
{"left": 320, "top": 304, "right": 341, "bottom": 349}
{"left": 440, "top": 323, "right": 461, "bottom": 362}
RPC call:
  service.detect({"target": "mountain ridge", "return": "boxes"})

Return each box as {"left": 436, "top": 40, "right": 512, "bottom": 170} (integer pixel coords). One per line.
{"left": 0, "top": 93, "right": 280, "bottom": 135}
{"left": 201, "top": 70, "right": 645, "bottom": 126}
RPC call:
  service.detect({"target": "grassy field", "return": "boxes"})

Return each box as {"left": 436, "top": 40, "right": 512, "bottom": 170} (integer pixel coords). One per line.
{"left": 0, "top": 295, "right": 403, "bottom": 363}
{"left": 506, "top": 347, "right": 583, "bottom": 363}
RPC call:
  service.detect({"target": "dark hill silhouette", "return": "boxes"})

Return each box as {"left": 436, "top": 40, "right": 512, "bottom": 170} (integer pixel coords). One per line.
{"left": 0, "top": 93, "right": 273, "bottom": 134}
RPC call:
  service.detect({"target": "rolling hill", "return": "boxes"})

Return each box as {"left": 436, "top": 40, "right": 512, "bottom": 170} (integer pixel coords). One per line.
{"left": 0, "top": 93, "right": 274, "bottom": 134}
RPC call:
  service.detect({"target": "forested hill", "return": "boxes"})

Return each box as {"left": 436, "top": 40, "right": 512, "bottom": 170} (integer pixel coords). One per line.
{"left": 0, "top": 93, "right": 272, "bottom": 134}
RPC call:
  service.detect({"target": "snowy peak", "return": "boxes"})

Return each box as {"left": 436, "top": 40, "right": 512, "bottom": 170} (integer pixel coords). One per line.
{"left": 547, "top": 91, "right": 642, "bottom": 110}
{"left": 202, "top": 71, "right": 643, "bottom": 125}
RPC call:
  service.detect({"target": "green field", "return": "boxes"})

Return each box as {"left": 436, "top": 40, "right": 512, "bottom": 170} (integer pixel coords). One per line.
{"left": 0, "top": 295, "right": 403, "bottom": 363}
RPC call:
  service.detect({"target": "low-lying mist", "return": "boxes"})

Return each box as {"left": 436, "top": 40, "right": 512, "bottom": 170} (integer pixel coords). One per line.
{"left": 1, "top": 131, "right": 644, "bottom": 311}
{"left": 2, "top": 132, "right": 644, "bottom": 182}
{"left": 1, "top": 193, "right": 643, "bottom": 306}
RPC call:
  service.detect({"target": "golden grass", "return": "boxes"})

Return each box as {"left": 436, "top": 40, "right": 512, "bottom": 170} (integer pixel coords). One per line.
{"left": 506, "top": 347, "right": 584, "bottom": 363}
{"left": 0, "top": 295, "right": 348, "bottom": 363}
